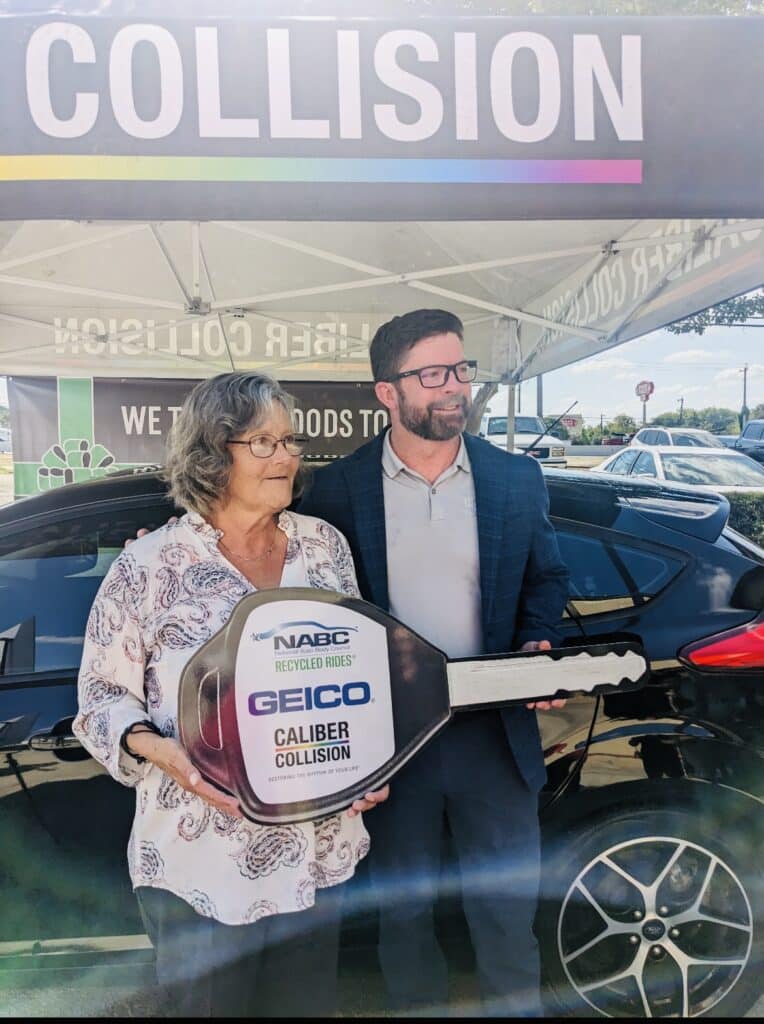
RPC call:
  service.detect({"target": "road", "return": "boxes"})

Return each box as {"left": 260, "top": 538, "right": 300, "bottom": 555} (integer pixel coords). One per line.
{"left": 3, "top": 941, "right": 762, "bottom": 1018}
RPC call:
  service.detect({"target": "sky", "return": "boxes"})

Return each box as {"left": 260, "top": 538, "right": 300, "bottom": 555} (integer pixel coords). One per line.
{"left": 0, "top": 321, "right": 761, "bottom": 427}
{"left": 488, "top": 323, "right": 764, "bottom": 426}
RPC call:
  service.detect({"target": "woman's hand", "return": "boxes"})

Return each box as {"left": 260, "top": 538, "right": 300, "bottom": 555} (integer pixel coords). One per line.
{"left": 346, "top": 784, "right": 390, "bottom": 818}
{"left": 127, "top": 730, "right": 243, "bottom": 818}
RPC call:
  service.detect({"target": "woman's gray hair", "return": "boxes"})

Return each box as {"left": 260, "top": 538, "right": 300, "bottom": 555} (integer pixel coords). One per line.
{"left": 165, "top": 372, "right": 297, "bottom": 516}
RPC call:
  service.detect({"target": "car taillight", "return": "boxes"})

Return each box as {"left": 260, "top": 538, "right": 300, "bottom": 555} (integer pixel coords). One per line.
{"left": 679, "top": 614, "right": 764, "bottom": 670}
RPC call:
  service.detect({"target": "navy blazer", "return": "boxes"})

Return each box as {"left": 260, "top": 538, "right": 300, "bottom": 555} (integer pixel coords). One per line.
{"left": 297, "top": 430, "right": 571, "bottom": 789}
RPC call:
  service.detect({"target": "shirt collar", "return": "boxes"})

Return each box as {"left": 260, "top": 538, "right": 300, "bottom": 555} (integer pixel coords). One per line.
{"left": 381, "top": 430, "right": 471, "bottom": 482}
{"left": 184, "top": 508, "right": 294, "bottom": 553}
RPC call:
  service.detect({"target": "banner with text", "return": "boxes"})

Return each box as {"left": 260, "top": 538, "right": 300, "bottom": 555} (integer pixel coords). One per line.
{"left": 1, "top": 14, "right": 763, "bottom": 219}
{"left": 8, "top": 376, "right": 387, "bottom": 497}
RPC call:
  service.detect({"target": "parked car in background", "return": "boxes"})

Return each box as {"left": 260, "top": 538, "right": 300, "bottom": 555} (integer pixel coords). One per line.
{"left": 0, "top": 427, "right": 11, "bottom": 454}
{"left": 718, "top": 434, "right": 740, "bottom": 448}
{"left": 732, "top": 419, "right": 764, "bottom": 464}
{"left": 479, "top": 413, "right": 568, "bottom": 465}
{"left": 593, "top": 444, "right": 764, "bottom": 493}
{"left": 1, "top": 468, "right": 763, "bottom": 1018}
{"left": 631, "top": 427, "right": 726, "bottom": 449}
{"left": 602, "top": 433, "right": 632, "bottom": 446}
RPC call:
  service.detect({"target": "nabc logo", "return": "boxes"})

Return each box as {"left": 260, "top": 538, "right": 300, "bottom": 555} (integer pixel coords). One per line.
{"left": 252, "top": 619, "right": 358, "bottom": 650}
{"left": 248, "top": 681, "right": 371, "bottom": 716}
{"left": 274, "top": 630, "right": 352, "bottom": 651}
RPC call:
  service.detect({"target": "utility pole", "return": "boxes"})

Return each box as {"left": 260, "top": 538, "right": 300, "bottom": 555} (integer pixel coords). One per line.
{"left": 741, "top": 364, "right": 749, "bottom": 428}
{"left": 678, "top": 397, "right": 684, "bottom": 424}
{"left": 536, "top": 375, "right": 543, "bottom": 418}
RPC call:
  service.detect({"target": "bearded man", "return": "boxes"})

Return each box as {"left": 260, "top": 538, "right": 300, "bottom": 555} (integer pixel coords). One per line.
{"left": 298, "top": 309, "right": 570, "bottom": 1016}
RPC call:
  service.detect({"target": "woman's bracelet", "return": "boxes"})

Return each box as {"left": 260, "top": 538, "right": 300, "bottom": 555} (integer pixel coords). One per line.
{"left": 120, "top": 720, "right": 163, "bottom": 763}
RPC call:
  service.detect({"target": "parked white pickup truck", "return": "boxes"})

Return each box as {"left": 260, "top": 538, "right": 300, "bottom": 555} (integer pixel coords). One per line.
{"left": 479, "top": 414, "right": 568, "bottom": 466}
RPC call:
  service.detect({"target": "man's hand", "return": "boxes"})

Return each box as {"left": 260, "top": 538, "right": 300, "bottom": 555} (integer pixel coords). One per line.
{"left": 124, "top": 516, "right": 178, "bottom": 548}
{"left": 346, "top": 784, "right": 390, "bottom": 818}
{"left": 126, "top": 731, "right": 243, "bottom": 819}
{"left": 520, "top": 639, "right": 568, "bottom": 711}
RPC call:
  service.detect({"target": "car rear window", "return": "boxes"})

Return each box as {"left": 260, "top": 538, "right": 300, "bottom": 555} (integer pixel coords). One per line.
{"left": 672, "top": 432, "right": 723, "bottom": 448}
{"left": 662, "top": 453, "right": 764, "bottom": 486}
{"left": 632, "top": 451, "right": 658, "bottom": 477}
{"left": 606, "top": 450, "right": 640, "bottom": 475}
{"left": 555, "top": 525, "right": 685, "bottom": 617}
{"left": 0, "top": 503, "right": 172, "bottom": 674}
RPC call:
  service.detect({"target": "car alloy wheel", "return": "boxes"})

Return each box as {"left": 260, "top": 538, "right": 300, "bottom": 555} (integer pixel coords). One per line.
{"left": 538, "top": 801, "right": 762, "bottom": 1019}
{"left": 558, "top": 834, "right": 752, "bottom": 1017}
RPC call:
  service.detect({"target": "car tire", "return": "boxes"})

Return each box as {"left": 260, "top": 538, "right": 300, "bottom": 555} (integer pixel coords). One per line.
{"left": 538, "top": 800, "right": 762, "bottom": 1018}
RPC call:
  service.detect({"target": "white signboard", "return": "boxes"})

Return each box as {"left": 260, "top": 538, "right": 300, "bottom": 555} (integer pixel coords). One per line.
{"left": 234, "top": 600, "right": 395, "bottom": 805}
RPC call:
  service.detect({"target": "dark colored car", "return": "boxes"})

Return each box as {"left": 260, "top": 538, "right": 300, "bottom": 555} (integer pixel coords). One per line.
{"left": 1, "top": 469, "right": 763, "bottom": 1017}
{"left": 733, "top": 420, "right": 764, "bottom": 464}
{"left": 602, "top": 434, "right": 631, "bottom": 446}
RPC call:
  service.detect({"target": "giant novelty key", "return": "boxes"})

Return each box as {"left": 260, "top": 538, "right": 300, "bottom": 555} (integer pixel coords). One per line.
{"left": 179, "top": 588, "right": 648, "bottom": 824}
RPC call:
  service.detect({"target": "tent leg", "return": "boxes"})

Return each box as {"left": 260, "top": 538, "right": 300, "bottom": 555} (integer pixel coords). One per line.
{"left": 506, "top": 384, "right": 515, "bottom": 454}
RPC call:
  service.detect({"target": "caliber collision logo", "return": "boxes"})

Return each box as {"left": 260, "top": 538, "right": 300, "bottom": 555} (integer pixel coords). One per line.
{"left": 272, "top": 719, "right": 355, "bottom": 769}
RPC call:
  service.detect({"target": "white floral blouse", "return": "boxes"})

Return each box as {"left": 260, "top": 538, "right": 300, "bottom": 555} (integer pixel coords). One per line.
{"left": 72, "top": 510, "right": 370, "bottom": 926}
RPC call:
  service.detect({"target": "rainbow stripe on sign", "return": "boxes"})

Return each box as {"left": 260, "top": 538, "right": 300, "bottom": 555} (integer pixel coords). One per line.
{"left": 0, "top": 155, "right": 642, "bottom": 185}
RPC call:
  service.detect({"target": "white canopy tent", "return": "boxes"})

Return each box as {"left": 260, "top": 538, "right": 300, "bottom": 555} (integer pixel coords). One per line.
{"left": 2, "top": 216, "right": 763, "bottom": 384}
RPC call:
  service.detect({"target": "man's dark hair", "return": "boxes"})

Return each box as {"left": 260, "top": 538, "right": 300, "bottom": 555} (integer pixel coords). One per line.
{"left": 369, "top": 309, "right": 464, "bottom": 383}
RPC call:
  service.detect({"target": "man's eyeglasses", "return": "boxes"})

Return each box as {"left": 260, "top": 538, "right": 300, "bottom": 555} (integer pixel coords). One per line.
{"left": 228, "top": 434, "right": 307, "bottom": 458}
{"left": 386, "top": 360, "right": 478, "bottom": 388}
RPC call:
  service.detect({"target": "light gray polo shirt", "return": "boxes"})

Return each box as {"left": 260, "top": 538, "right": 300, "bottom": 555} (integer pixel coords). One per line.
{"left": 382, "top": 431, "right": 483, "bottom": 660}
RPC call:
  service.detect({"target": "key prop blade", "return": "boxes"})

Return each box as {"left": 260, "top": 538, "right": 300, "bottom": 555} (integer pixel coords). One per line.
{"left": 447, "top": 641, "right": 647, "bottom": 710}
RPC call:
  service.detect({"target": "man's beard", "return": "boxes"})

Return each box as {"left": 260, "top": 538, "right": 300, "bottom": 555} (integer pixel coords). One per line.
{"left": 396, "top": 389, "right": 471, "bottom": 441}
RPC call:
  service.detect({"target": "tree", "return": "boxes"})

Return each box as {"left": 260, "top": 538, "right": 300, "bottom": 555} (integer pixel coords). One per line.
{"left": 666, "top": 291, "right": 764, "bottom": 336}
{"left": 651, "top": 411, "right": 683, "bottom": 427}
{"left": 544, "top": 417, "right": 570, "bottom": 440}
{"left": 696, "top": 407, "right": 741, "bottom": 433}
{"left": 608, "top": 414, "right": 637, "bottom": 435}
{"left": 751, "top": 403, "right": 764, "bottom": 421}
{"left": 651, "top": 407, "right": 739, "bottom": 432}
{"left": 577, "top": 424, "right": 606, "bottom": 444}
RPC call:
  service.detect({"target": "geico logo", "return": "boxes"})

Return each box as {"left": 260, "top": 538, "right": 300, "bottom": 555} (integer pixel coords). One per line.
{"left": 248, "top": 681, "right": 371, "bottom": 716}
{"left": 273, "top": 630, "right": 351, "bottom": 650}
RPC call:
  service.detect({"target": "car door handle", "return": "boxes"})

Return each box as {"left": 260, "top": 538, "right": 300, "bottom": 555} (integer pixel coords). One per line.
{"left": 29, "top": 722, "right": 82, "bottom": 752}
{"left": 29, "top": 735, "right": 81, "bottom": 751}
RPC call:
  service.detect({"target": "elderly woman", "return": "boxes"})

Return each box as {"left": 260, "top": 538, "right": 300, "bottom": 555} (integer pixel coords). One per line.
{"left": 72, "top": 372, "right": 387, "bottom": 1018}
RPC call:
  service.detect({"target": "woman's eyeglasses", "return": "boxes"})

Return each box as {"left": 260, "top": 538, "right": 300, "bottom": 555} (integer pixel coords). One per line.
{"left": 228, "top": 434, "right": 307, "bottom": 458}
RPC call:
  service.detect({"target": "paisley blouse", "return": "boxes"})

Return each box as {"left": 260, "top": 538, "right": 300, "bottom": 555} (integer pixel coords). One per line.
{"left": 72, "top": 510, "right": 370, "bottom": 926}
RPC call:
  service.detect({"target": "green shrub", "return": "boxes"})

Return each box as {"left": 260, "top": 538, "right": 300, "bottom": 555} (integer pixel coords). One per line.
{"left": 726, "top": 493, "right": 764, "bottom": 548}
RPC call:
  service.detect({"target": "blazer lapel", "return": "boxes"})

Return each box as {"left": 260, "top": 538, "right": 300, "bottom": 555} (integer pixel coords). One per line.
{"left": 343, "top": 432, "right": 389, "bottom": 611}
{"left": 465, "top": 434, "right": 508, "bottom": 629}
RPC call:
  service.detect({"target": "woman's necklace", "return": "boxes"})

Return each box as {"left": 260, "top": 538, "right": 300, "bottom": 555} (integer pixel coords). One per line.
{"left": 219, "top": 535, "right": 278, "bottom": 564}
